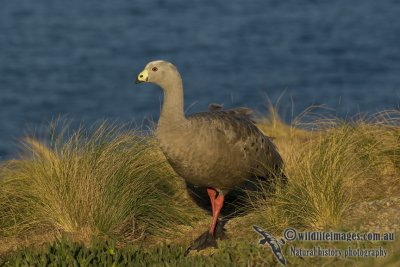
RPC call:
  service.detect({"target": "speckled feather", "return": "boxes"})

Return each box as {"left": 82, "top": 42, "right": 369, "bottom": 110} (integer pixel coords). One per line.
{"left": 157, "top": 109, "right": 283, "bottom": 194}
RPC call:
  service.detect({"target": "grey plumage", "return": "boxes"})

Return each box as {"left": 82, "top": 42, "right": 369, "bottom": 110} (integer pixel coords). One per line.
{"left": 136, "top": 60, "right": 284, "bottom": 195}
{"left": 208, "top": 103, "right": 252, "bottom": 115}
{"left": 158, "top": 108, "right": 283, "bottom": 194}
{"left": 208, "top": 103, "right": 255, "bottom": 122}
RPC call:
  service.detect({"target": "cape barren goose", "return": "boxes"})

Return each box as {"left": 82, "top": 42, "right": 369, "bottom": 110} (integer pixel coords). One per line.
{"left": 135, "top": 60, "right": 286, "bottom": 250}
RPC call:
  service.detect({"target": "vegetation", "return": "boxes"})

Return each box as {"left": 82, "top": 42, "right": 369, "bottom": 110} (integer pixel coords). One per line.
{"left": 249, "top": 109, "right": 400, "bottom": 233}
{"left": 0, "top": 109, "right": 399, "bottom": 266}
{"left": 0, "top": 123, "right": 200, "bottom": 244}
{"left": 1, "top": 236, "right": 399, "bottom": 266}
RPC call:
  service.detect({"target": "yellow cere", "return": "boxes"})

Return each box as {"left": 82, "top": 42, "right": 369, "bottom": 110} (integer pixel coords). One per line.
{"left": 137, "top": 69, "right": 149, "bottom": 82}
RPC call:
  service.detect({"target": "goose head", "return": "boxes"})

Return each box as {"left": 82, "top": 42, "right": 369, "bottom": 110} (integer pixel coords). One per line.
{"left": 135, "top": 60, "right": 182, "bottom": 90}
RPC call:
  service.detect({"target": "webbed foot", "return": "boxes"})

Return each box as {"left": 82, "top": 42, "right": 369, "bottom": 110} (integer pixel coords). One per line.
{"left": 185, "top": 219, "right": 227, "bottom": 255}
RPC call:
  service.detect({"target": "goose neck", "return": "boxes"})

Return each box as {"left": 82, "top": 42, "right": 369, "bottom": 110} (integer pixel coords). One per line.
{"left": 158, "top": 78, "right": 187, "bottom": 130}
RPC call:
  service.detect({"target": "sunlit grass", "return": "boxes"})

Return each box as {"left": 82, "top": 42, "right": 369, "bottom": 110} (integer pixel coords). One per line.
{"left": 0, "top": 122, "right": 197, "bottom": 245}
{"left": 245, "top": 109, "right": 400, "bottom": 234}
{"left": 0, "top": 108, "right": 399, "bottom": 266}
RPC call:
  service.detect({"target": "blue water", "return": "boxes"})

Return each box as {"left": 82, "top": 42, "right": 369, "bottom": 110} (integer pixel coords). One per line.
{"left": 1, "top": 0, "right": 399, "bottom": 159}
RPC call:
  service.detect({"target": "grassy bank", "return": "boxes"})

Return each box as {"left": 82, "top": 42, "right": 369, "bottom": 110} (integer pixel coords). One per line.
{"left": 0, "top": 109, "right": 399, "bottom": 266}
{"left": 0, "top": 123, "right": 202, "bottom": 246}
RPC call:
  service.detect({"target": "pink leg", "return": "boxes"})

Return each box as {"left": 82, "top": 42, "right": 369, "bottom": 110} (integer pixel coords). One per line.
{"left": 209, "top": 193, "right": 224, "bottom": 236}
{"left": 207, "top": 187, "right": 217, "bottom": 216}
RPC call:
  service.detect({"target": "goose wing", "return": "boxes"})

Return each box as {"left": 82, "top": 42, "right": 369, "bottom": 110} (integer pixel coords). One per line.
{"left": 188, "top": 110, "right": 283, "bottom": 177}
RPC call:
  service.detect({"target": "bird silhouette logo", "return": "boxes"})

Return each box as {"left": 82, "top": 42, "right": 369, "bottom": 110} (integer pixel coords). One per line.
{"left": 253, "top": 225, "right": 287, "bottom": 266}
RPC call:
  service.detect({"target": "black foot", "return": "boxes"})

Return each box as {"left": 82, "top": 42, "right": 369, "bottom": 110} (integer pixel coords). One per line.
{"left": 187, "top": 231, "right": 217, "bottom": 253}
{"left": 214, "top": 219, "right": 227, "bottom": 240}
{"left": 185, "top": 219, "right": 227, "bottom": 255}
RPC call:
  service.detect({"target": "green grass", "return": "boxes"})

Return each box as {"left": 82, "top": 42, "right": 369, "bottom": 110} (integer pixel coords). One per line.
{"left": 1, "top": 237, "right": 399, "bottom": 267}
{"left": 0, "top": 109, "right": 399, "bottom": 266}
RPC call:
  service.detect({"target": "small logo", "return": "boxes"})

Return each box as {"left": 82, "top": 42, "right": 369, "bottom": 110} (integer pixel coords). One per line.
{"left": 253, "top": 225, "right": 287, "bottom": 266}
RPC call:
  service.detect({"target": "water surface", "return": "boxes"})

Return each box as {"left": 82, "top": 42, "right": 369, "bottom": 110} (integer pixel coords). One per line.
{"left": 0, "top": 0, "right": 399, "bottom": 159}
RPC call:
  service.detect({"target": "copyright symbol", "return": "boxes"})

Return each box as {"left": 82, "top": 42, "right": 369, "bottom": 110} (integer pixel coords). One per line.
{"left": 284, "top": 228, "right": 297, "bottom": 241}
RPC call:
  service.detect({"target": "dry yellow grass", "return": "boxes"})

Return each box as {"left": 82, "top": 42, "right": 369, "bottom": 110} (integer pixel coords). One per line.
{"left": 0, "top": 108, "right": 399, "bottom": 266}
{"left": 0, "top": 123, "right": 202, "bottom": 251}
{"left": 248, "top": 109, "right": 400, "bottom": 232}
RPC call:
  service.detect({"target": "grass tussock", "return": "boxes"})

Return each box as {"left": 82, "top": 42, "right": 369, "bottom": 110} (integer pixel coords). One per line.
{"left": 0, "top": 123, "right": 195, "bottom": 244}
{"left": 247, "top": 109, "right": 400, "bottom": 233}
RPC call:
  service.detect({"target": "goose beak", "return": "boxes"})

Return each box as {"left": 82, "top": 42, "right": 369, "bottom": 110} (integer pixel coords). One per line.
{"left": 135, "top": 69, "right": 148, "bottom": 84}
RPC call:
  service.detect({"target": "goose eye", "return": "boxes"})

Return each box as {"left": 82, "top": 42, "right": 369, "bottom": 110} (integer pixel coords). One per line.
{"left": 152, "top": 67, "right": 158, "bottom": 72}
